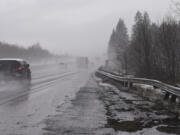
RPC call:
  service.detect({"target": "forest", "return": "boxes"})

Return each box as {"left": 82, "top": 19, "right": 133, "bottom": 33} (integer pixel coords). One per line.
{"left": 107, "top": 11, "right": 180, "bottom": 84}
{"left": 0, "top": 42, "right": 54, "bottom": 63}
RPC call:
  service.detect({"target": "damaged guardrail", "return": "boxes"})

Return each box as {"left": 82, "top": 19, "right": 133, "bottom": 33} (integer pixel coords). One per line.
{"left": 97, "top": 70, "right": 180, "bottom": 103}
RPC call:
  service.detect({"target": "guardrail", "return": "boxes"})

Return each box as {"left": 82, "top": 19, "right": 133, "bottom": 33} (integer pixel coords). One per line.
{"left": 97, "top": 70, "right": 180, "bottom": 102}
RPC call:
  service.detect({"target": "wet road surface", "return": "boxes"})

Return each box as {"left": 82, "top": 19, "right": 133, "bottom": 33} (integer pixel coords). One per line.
{"left": 43, "top": 75, "right": 113, "bottom": 135}
{"left": 0, "top": 63, "right": 90, "bottom": 135}
{"left": 0, "top": 64, "right": 180, "bottom": 135}
{"left": 43, "top": 73, "right": 180, "bottom": 135}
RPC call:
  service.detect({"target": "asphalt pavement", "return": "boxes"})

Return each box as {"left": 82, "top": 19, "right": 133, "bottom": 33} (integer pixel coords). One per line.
{"left": 0, "top": 63, "right": 90, "bottom": 135}
{"left": 0, "top": 63, "right": 179, "bottom": 135}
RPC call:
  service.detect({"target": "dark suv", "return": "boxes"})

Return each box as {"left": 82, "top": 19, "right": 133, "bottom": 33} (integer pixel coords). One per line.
{"left": 0, "top": 59, "right": 31, "bottom": 80}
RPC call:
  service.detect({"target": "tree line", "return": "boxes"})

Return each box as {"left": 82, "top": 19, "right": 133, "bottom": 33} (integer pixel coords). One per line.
{"left": 107, "top": 11, "right": 180, "bottom": 84}
{"left": 0, "top": 42, "right": 54, "bottom": 62}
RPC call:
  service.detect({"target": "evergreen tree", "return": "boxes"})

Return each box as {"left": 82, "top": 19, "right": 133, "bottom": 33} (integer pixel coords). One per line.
{"left": 108, "top": 19, "right": 129, "bottom": 72}
{"left": 130, "top": 11, "right": 152, "bottom": 77}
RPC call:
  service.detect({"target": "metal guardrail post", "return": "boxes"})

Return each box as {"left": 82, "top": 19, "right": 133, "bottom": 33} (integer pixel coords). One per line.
{"left": 171, "top": 95, "right": 177, "bottom": 103}
{"left": 129, "top": 82, "right": 133, "bottom": 88}
{"left": 164, "top": 92, "right": 170, "bottom": 100}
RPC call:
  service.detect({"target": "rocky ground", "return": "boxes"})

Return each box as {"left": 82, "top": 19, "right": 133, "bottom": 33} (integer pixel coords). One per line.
{"left": 42, "top": 74, "right": 180, "bottom": 135}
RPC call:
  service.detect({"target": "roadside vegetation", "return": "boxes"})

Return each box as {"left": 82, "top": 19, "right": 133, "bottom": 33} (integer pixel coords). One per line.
{"left": 107, "top": 10, "right": 180, "bottom": 84}
{"left": 0, "top": 42, "right": 55, "bottom": 63}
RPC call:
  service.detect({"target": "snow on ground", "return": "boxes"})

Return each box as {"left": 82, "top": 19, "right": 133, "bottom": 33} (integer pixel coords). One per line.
{"left": 117, "top": 126, "right": 174, "bottom": 135}
{"left": 42, "top": 74, "right": 180, "bottom": 135}
{"left": 96, "top": 76, "right": 180, "bottom": 135}
{"left": 133, "top": 84, "right": 154, "bottom": 89}
{"left": 132, "top": 83, "right": 164, "bottom": 101}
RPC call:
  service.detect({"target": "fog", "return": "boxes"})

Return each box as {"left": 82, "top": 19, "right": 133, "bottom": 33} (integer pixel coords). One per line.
{"left": 0, "top": 0, "right": 171, "bottom": 57}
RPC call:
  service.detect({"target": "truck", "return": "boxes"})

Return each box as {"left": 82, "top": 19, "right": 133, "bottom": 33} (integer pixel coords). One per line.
{"left": 76, "top": 57, "right": 89, "bottom": 69}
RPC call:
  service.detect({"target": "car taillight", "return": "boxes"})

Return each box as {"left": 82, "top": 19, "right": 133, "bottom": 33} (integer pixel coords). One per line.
{"left": 18, "top": 66, "right": 23, "bottom": 71}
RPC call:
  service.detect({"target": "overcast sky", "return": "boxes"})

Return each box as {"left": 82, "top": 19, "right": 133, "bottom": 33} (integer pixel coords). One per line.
{"left": 0, "top": 0, "right": 171, "bottom": 56}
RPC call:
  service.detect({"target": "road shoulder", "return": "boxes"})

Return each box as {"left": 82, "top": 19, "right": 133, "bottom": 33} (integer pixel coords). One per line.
{"left": 43, "top": 74, "right": 115, "bottom": 135}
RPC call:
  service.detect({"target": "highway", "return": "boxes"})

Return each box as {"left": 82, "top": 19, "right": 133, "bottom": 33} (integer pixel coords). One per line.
{"left": 0, "top": 63, "right": 90, "bottom": 135}
{"left": 0, "top": 63, "right": 179, "bottom": 135}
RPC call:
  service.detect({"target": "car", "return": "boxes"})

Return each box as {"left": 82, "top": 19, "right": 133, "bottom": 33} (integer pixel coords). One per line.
{"left": 0, "top": 58, "right": 31, "bottom": 80}
{"left": 59, "top": 62, "right": 68, "bottom": 68}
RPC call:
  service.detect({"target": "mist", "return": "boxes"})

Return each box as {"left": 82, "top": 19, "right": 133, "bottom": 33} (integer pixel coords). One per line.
{"left": 1, "top": 1, "right": 180, "bottom": 135}
{"left": 0, "top": 0, "right": 171, "bottom": 57}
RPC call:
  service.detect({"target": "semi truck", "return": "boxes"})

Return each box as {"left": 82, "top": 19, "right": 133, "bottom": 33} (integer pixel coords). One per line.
{"left": 76, "top": 57, "right": 89, "bottom": 69}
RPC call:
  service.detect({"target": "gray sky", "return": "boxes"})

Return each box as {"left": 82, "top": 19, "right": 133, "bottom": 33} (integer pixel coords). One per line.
{"left": 0, "top": 0, "right": 171, "bottom": 56}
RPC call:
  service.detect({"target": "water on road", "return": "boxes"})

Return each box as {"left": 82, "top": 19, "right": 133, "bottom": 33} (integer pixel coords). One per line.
{"left": 0, "top": 63, "right": 179, "bottom": 135}
{"left": 0, "top": 63, "right": 90, "bottom": 135}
